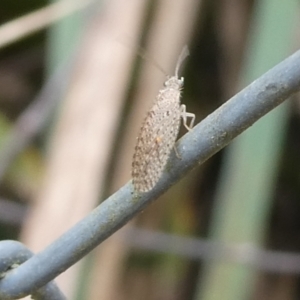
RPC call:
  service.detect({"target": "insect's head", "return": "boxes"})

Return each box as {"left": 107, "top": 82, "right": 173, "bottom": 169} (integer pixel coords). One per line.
{"left": 163, "top": 76, "right": 184, "bottom": 89}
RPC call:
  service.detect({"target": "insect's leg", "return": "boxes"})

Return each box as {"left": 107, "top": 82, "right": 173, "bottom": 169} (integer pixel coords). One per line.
{"left": 180, "top": 104, "right": 195, "bottom": 131}
{"left": 173, "top": 145, "right": 181, "bottom": 159}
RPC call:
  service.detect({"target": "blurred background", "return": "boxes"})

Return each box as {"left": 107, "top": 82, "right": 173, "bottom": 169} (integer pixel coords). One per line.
{"left": 0, "top": 0, "right": 300, "bottom": 299}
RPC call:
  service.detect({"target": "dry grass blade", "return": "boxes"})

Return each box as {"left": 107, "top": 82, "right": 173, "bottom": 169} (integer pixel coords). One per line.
{"left": 0, "top": 0, "right": 93, "bottom": 49}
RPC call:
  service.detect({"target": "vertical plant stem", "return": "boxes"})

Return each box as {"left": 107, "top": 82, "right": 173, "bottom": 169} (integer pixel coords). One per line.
{"left": 197, "top": 0, "right": 298, "bottom": 299}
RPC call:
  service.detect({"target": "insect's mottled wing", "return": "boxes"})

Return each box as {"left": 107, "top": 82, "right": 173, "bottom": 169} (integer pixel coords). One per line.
{"left": 132, "top": 99, "right": 181, "bottom": 192}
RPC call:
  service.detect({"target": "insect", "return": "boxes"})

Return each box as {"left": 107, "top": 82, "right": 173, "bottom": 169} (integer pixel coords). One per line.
{"left": 132, "top": 46, "right": 195, "bottom": 193}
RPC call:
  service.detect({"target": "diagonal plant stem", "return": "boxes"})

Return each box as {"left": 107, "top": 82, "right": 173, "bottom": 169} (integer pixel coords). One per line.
{"left": 0, "top": 49, "right": 300, "bottom": 299}
{"left": 0, "top": 0, "right": 94, "bottom": 49}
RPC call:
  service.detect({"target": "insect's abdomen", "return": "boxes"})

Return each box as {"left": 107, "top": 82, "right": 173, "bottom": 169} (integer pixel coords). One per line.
{"left": 132, "top": 92, "right": 181, "bottom": 193}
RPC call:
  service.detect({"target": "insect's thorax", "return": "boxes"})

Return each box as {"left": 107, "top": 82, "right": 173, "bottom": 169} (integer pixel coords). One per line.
{"left": 156, "top": 76, "right": 183, "bottom": 105}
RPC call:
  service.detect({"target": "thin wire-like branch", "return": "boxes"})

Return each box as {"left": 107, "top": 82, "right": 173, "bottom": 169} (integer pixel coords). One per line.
{"left": 0, "top": 0, "right": 94, "bottom": 49}
{"left": 126, "top": 228, "right": 300, "bottom": 274}
{"left": 0, "top": 198, "right": 27, "bottom": 226}
{"left": 0, "top": 49, "right": 300, "bottom": 299}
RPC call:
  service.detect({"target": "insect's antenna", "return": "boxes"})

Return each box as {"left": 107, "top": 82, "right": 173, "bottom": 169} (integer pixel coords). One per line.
{"left": 117, "top": 36, "right": 168, "bottom": 76}
{"left": 133, "top": 45, "right": 168, "bottom": 76}
{"left": 175, "top": 45, "right": 190, "bottom": 78}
